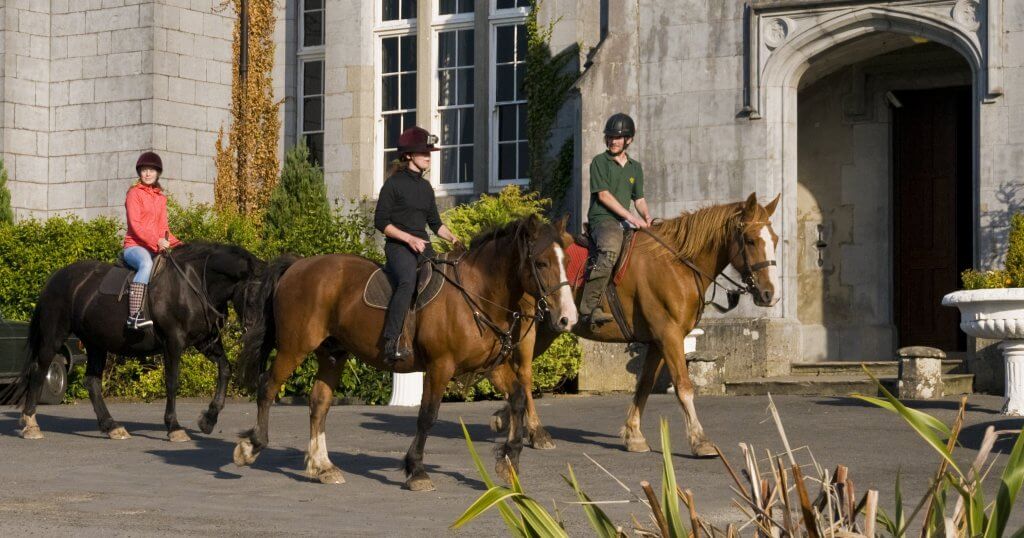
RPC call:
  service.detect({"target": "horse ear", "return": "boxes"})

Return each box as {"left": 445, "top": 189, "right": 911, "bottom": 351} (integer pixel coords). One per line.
{"left": 554, "top": 214, "right": 569, "bottom": 234}
{"left": 764, "top": 193, "right": 780, "bottom": 217}
{"left": 744, "top": 192, "right": 758, "bottom": 212}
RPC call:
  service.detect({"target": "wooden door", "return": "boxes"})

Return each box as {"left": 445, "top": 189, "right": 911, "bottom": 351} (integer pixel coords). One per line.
{"left": 893, "top": 87, "right": 972, "bottom": 351}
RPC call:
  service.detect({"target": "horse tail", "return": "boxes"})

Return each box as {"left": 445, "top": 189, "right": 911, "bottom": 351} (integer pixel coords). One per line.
{"left": 2, "top": 274, "right": 63, "bottom": 407}
{"left": 236, "top": 254, "right": 298, "bottom": 393}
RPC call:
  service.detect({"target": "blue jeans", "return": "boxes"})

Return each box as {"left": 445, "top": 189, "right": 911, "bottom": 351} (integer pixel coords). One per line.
{"left": 123, "top": 246, "right": 154, "bottom": 284}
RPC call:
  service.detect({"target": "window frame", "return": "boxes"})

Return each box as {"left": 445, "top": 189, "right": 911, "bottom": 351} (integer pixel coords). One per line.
{"left": 376, "top": 0, "right": 418, "bottom": 30}
{"left": 297, "top": 0, "right": 326, "bottom": 166}
{"left": 374, "top": 28, "right": 418, "bottom": 193}
{"left": 430, "top": 21, "right": 476, "bottom": 195}
{"left": 488, "top": 20, "right": 529, "bottom": 189}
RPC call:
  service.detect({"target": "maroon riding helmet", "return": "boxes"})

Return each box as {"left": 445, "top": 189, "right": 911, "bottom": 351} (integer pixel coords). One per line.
{"left": 136, "top": 151, "right": 163, "bottom": 175}
{"left": 396, "top": 127, "right": 440, "bottom": 154}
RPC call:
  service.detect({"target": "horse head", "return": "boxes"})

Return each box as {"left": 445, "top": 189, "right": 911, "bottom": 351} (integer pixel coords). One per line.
{"left": 729, "top": 192, "right": 781, "bottom": 307}
{"left": 514, "top": 214, "right": 578, "bottom": 332}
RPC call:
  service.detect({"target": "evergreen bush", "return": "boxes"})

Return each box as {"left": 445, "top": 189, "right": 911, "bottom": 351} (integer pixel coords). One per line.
{"left": 0, "top": 159, "right": 13, "bottom": 225}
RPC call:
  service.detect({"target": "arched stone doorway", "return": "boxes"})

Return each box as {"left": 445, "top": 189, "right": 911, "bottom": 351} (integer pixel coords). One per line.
{"left": 746, "top": 1, "right": 1003, "bottom": 361}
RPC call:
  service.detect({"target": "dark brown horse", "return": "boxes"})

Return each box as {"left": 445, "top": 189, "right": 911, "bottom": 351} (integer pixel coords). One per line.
{"left": 233, "top": 215, "right": 577, "bottom": 491}
{"left": 489, "top": 193, "right": 780, "bottom": 456}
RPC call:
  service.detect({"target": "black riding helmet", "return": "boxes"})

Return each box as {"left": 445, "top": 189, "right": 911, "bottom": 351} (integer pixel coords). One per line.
{"left": 604, "top": 113, "right": 636, "bottom": 138}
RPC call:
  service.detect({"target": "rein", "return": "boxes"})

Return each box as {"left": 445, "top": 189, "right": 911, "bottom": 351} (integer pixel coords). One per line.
{"left": 164, "top": 251, "right": 226, "bottom": 331}
{"left": 425, "top": 232, "right": 568, "bottom": 370}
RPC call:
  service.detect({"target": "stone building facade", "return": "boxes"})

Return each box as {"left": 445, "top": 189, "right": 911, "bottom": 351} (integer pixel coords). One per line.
{"left": 3, "top": 0, "right": 1023, "bottom": 379}
{"left": 1, "top": 0, "right": 233, "bottom": 220}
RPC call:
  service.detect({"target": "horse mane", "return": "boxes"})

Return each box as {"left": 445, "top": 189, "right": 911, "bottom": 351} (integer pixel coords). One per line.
{"left": 169, "top": 241, "right": 262, "bottom": 274}
{"left": 464, "top": 215, "right": 542, "bottom": 267}
{"left": 642, "top": 203, "right": 743, "bottom": 259}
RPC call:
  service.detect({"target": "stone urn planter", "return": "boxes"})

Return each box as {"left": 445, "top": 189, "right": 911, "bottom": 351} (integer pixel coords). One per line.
{"left": 942, "top": 288, "right": 1024, "bottom": 416}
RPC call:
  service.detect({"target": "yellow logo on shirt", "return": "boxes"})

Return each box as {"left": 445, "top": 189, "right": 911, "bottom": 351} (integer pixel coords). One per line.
{"left": 629, "top": 177, "right": 635, "bottom": 184}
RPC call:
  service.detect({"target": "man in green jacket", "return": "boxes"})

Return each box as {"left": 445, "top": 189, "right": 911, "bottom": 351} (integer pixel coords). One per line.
{"left": 581, "top": 113, "right": 653, "bottom": 329}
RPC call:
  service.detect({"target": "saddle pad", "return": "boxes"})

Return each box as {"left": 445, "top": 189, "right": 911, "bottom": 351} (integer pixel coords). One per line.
{"left": 98, "top": 267, "right": 134, "bottom": 298}
{"left": 566, "top": 230, "right": 637, "bottom": 289}
{"left": 363, "top": 261, "right": 446, "bottom": 311}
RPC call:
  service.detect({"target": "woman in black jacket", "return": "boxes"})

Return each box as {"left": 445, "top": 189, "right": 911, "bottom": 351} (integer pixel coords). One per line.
{"left": 374, "top": 127, "right": 460, "bottom": 364}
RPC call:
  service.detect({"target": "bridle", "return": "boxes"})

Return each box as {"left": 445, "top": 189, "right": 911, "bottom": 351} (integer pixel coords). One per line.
{"left": 728, "top": 219, "right": 777, "bottom": 294}
{"left": 640, "top": 216, "right": 777, "bottom": 318}
{"left": 425, "top": 227, "right": 570, "bottom": 369}
{"left": 525, "top": 236, "right": 572, "bottom": 323}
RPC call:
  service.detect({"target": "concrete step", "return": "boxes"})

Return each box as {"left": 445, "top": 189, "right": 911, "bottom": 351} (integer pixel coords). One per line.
{"left": 724, "top": 373, "right": 974, "bottom": 397}
{"left": 789, "top": 360, "right": 965, "bottom": 377}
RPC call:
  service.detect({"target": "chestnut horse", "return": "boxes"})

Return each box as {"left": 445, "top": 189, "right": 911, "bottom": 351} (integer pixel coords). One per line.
{"left": 489, "top": 193, "right": 780, "bottom": 456}
{"left": 233, "top": 215, "right": 577, "bottom": 491}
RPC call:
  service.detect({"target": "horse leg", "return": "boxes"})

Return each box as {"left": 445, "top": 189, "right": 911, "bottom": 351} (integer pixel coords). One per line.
{"left": 489, "top": 330, "right": 557, "bottom": 450}
{"left": 657, "top": 333, "right": 716, "bottom": 457}
{"left": 494, "top": 378, "right": 527, "bottom": 483}
{"left": 162, "top": 346, "right": 190, "bottom": 442}
{"left": 621, "top": 346, "right": 664, "bottom": 453}
{"left": 404, "top": 359, "right": 455, "bottom": 492}
{"left": 305, "top": 350, "right": 345, "bottom": 484}
{"left": 234, "top": 348, "right": 306, "bottom": 466}
{"left": 20, "top": 299, "right": 73, "bottom": 440}
{"left": 82, "top": 347, "right": 129, "bottom": 439}
{"left": 197, "top": 337, "right": 229, "bottom": 435}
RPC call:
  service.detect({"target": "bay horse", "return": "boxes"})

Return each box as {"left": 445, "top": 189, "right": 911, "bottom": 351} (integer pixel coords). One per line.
{"left": 14, "top": 242, "right": 263, "bottom": 442}
{"left": 232, "top": 215, "right": 578, "bottom": 491}
{"left": 489, "top": 193, "right": 780, "bottom": 456}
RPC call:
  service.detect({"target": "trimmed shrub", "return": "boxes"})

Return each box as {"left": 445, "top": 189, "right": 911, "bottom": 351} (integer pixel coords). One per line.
{"left": 0, "top": 216, "right": 122, "bottom": 321}
{"left": 264, "top": 140, "right": 330, "bottom": 241}
{"left": 0, "top": 159, "right": 12, "bottom": 225}
{"left": 1006, "top": 213, "right": 1024, "bottom": 287}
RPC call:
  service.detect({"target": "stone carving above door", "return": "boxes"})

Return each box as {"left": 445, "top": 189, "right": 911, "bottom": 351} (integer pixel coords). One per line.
{"left": 744, "top": 0, "right": 1003, "bottom": 119}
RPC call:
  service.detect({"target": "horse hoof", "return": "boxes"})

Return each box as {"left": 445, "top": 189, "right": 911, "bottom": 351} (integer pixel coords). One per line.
{"left": 21, "top": 426, "right": 44, "bottom": 440}
{"left": 625, "top": 438, "right": 651, "bottom": 453}
{"left": 108, "top": 427, "right": 131, "bottom": 440}
{"left": 197, "top": 414, "right": 216, "bottom": 435}
{"left": 530, "top": 431, "right": 556, "bottom": 450}
{"left": 495, "top": 460, "right": 517, "bottom": 484}
{"left": 692, "top": 441, "right": 719, "bottom": 458}
{"left": 317, "top": 468, "right": 346, "bottom": 485}
{"left": 168, "top": 429, "right": 192, "bottom": 443}
{"left": 405, "top": 474, "right": 435, "bottom": 492}
{"left": 490, "top": 413, "right": 507, "bottom": 433}
{"left": 234, "top": 440, "right": 257, "bottom": 466}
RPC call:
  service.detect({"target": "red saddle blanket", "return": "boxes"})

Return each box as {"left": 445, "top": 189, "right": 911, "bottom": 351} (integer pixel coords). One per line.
{"left": 565, "top": 232, "right": 637, "bottom": 289}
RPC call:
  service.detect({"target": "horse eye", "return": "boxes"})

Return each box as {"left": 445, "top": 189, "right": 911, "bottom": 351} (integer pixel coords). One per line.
{"left": 745, "top": 238, "right": 756, "bottom": 246}
{"left": 537, "top": 261, "right": 549, "bottom": 268}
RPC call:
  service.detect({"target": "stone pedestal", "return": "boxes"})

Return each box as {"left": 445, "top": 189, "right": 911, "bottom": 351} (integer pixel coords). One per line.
{"left": 999, "top": 341, "right": 1024, "bottom": 416}
{"left": 388, "top": 372, "right": 423, "bottom": 406}
{"left": 897, "top": 346, "right": 945, "bottom": 400}
{"left": 683, "top": 352, "right": 724, "bottom": 396}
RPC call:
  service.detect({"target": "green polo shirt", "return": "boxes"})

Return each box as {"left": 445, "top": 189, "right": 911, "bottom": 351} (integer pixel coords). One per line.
{"left": 587, "top": 151, "right": 644, "bottom": 225}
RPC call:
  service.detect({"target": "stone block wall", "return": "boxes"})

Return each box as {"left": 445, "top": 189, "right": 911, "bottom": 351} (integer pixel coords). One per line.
{"left": 4, "top": 1, "right": 51, "bottom": 219}
{"left": 1, "top": 0, "right": 233, "bottom": 220}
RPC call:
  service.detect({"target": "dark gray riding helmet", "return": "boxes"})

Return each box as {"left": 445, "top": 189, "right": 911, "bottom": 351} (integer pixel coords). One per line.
{"left": 603, "top": 113, "right": 636, "bottom": 137}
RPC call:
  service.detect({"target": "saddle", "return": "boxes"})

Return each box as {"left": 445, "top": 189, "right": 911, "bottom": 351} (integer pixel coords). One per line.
{"left": 362, "top": 257, "right": 447, "bottom": 311}
{"left": 565, "top": 226, "right": 639, "bottom": 340}
{"left": 564, "top": 227, "right": 637, "bottom": 289}
{"left": 98, "top": 255, "right": 165, "bottom": 301}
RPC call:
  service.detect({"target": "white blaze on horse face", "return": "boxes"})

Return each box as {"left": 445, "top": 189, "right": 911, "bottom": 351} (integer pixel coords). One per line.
{"left": 553, "top": 245, "right": 578, "bottom": 329}
{"left": 759, "top": 226, "right": 781, "bottom": 305}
